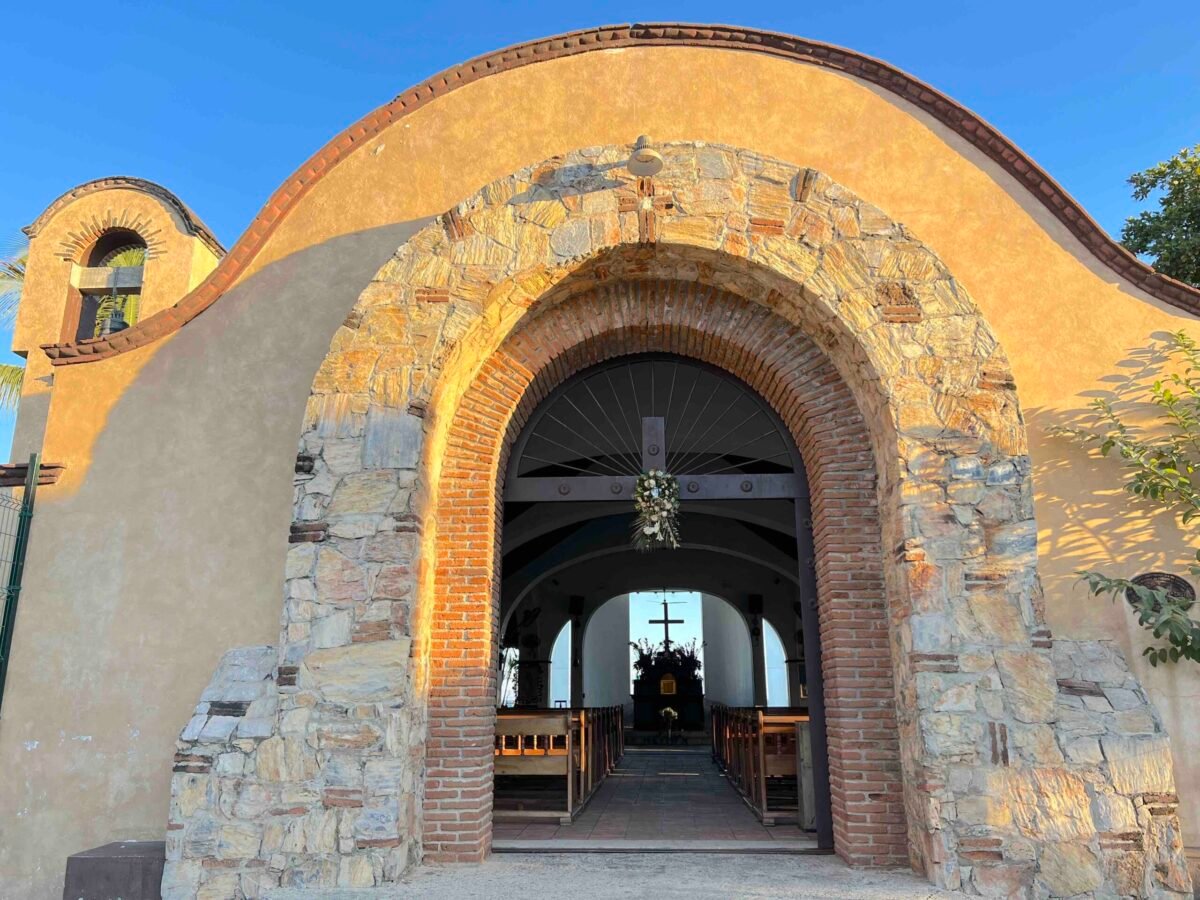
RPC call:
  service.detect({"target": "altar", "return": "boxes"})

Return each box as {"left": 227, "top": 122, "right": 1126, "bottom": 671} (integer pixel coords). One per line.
{"left": 631, "top": 597, "right": 705, "bottom": 731}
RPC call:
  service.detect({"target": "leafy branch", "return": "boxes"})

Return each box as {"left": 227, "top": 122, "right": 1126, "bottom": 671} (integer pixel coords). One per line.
{"left": 1078, "top": 559, "right": 1200, "bottom": 666}
{"left": 1051, "top": 330, "right": 1200, "bottom": 664}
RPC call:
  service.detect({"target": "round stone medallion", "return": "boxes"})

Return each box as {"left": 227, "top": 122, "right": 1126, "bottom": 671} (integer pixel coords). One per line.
{"left": 1125, "top": 572, "right": 1196, "bottom": 610}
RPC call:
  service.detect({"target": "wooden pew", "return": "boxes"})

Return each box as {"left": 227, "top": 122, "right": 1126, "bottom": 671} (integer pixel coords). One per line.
{"left": 710, "top": 704, "right": 814, "bottom": 827}
{"left": 493, "top": 706, "right": 624, "bottom": 824}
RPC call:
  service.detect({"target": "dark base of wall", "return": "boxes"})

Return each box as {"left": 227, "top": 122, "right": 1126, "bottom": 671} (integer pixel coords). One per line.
{"left": 64, "top": 841, "right": 164, "bottom": 900}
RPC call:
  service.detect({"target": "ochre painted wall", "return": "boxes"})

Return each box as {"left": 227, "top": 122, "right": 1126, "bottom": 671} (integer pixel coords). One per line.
{"left": 0, "top": 45, "right": 1195, "bottom": 896}
{"left": 10, "top": 188, "right": 222, "bottom": 460}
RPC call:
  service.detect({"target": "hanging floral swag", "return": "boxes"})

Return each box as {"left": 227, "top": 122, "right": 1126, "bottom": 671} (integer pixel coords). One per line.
{"left": 633, "top": 469, "right": 680, "bottom": 551}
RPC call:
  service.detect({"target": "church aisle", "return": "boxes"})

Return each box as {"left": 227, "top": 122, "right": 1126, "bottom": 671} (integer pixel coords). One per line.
{"left": 493, "top": 747, "right": 816, "bottom": 849}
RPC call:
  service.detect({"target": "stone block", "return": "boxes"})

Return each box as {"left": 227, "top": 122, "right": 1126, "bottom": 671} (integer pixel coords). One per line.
{"left": 364, "top": 757, "right": 411, "bottom": 796}
{"left": 1089, "top": 790, "right": 1138, "bottom": 833}
{"left": 214, "top": 751, "right": 247, "bottom": 776}
{"left": 354, "top": 805, "right": 400, "bottom": 843}
{"left": 372, "top": 564, "right": 413, "bottom": 601}
{"left": 1114, "top": 707, "right": 1158, "bottom": 734}
{"left": 1102, "top": 733, "right": 1175, "bottom": 795}
{"left": 1003, "top": 768, "right": 1094, "bottom": 842}
{"left": 256, "top": 735, "right": 319, "bottom": 783}
{"left": 362, "top": 408, "right": 424, "bottom": 469}
{"left": 235, "top": 720, "right": 273, "bottom": 739}
{"left": 286, "top": 543, "right": 317, "bottom": 579}
{"left": 311, "top": 610, "right": 352, "bottom": 648}
{"left": 160, "top": 858, "right": 201, "bottom": 900}
{"left": 328, "top": 516, "right": 381, "bottom": 539}
{"left": 966, "top": 593, "right": 1026, "bottom": 645}
{"left": 322, "top": 753, "right": 365, "bottom": 788}
{"left": 549, "top": 219, "right": 591, "bottom": 259}
{"left": 1036, "top": 842, "right": 1102, "bottom": 897}
{"left": 970, "top": 861, "right": 1032, "bottom": 898}
{"left": 314, "top": 720, "right": 384, "bottom": 751}
{"left": 299, "top": 639, "right": 411, "bottom": 704}
{"left": 995, "top": 650, "right": 1057, "bottom": 723}
{"left": 1102, "top": 687, "right": 1142, "bottom": 711}
{"left": 314, "top": 547, "right": 367, "bottom": 605}
{"left": 182, "top": 816, "right": 218, "bottom": 858}
{"left": 303, "top": 808, "right": 339, "bottom": 854}
{"left": 921, "top": 712, "right": 982, "bottom": 756}
{"left": 1063, "top": 736, "right": 1103, "bottom": 766}
{"left": 327, "top": 471, "right": 398, "bottom": 517}
{"left": 198, "top": 716, "right": 240, "bottom": 743}
{"left": 181, "top": 715, "right": 207, "bottom": 742}
{"left": 216, "top": 821, "right": 262, "bottom": 859}
{"left": 363, "top": 530, "right": 416, "bottom": 563}
{"left": 338, "top": 853, "right": 377, "bottom": 887}
{"left": 1010, "top": 724, "right": 1064, "bottom": 765}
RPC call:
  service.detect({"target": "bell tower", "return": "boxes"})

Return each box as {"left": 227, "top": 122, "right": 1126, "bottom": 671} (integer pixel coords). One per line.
{"left": 11, "top": 178, "right": 224, "bottom": 458}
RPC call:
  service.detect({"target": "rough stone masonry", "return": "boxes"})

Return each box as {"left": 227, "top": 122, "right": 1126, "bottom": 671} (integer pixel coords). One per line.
{"left": 163, "top": 143, "right": 1193, "bottom": 898}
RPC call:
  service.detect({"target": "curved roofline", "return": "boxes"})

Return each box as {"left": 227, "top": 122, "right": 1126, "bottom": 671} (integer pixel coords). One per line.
{"left": 25, "top": 176, "right": 226, "bottom": 259}
{"left": 40, "top": 22, "right": 1200, "bottom": 366}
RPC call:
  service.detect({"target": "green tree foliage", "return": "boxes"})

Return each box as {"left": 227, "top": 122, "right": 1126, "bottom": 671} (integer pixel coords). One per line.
{"left": 1121, "top": 145, "right": 1200, "bottom": 286}
{"left": 1052, "top": 331, "right": 1200, "bottom": 664}
{"left": 0, "top": 239, "right": 28, "bottom": 410}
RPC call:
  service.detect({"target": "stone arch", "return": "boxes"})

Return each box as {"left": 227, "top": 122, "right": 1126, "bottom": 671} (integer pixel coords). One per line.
{"left": 166, "top": 142, "right": 1192, "bottom": 899}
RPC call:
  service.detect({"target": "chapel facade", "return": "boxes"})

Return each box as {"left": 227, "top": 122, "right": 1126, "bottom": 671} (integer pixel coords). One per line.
{"left": 1, "top": 25, "right": 1198, "bottom": 899}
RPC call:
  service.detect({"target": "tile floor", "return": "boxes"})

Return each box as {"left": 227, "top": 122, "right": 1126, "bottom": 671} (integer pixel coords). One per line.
{"left": 493, "top": 747, "right": 812, "bottom": 844}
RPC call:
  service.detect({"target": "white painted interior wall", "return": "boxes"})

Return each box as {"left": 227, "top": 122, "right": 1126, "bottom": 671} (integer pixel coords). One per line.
{"left": 700, "top": 593, "right": 754, "bottom": 708}
{"left": 583, "top": 595, "right": 632, "bottom": 712}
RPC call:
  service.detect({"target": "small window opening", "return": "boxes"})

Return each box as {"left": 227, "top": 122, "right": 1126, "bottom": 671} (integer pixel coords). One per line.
{"left": 77, "top": 229, "right": 147, "bottom": 340}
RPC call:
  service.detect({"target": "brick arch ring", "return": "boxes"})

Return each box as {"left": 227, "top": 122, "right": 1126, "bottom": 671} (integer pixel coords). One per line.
{"left": 168, "top": 142, "right": 1192, "bottom": 898}
{"left": 434, "top": 279, "right": 898, "bottom": 866}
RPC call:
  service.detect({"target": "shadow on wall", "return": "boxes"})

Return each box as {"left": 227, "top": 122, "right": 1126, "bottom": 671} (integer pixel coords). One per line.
{"left": 1030, "top": 331, "right": 1197, "bottom": 648}
{"left": 0, "top": 219, "right": 426, "bottom": 898}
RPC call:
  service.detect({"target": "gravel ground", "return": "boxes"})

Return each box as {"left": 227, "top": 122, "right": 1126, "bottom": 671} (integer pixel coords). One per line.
{"left": 266, "top": 852, "right": 958, "bottom": 899}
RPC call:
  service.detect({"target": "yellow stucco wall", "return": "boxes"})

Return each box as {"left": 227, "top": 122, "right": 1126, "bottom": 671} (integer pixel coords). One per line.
{"left": 1, "top": 45, "right": 1195, "bottom": 897}
{"left": 9, "top": 188, "right": 221, "bottom": 460}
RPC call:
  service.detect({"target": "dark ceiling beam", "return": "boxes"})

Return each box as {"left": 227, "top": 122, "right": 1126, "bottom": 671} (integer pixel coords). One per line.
{"left": 502, "top": 498, "right": 797, "bottom": 551}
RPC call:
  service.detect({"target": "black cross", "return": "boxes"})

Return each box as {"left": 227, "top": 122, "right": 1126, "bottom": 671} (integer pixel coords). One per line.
{"left": 647, "top": 595, "right": 686, "bottom": 648}
{"left": 505, "top": 416, "right": 801, "bottom": 502}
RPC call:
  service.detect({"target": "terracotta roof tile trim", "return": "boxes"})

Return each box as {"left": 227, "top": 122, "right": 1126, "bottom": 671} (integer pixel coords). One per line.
{"left": 38, "top": 23, "right": 1200, "bottom": 366}
{"left": 25, "top": 176, "right": 226, "bottom": 259}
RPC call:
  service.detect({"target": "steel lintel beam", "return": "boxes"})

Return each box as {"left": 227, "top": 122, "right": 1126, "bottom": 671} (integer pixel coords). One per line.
{"left": 505, "top": 472, "right": 802, "bottom": 502}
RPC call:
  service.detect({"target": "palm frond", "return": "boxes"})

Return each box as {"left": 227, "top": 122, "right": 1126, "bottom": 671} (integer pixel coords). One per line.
{"left": 0, "top": 235, "right": 29, "bottom": 327}
{"left": 0, "top": 363, "right": 24, "bottom": 411}
{"left": 102, "top": 245, "right": 146, "bottom": 267}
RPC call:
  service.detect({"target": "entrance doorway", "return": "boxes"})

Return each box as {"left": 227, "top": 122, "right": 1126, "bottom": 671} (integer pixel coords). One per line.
{"left": 493, "top": 355, "right": 831, "bottom": 850}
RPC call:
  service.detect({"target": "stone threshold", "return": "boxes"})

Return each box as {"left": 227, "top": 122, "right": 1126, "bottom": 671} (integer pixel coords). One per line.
{"left": 492, "top": 838, "right": 825, "bottom": 854}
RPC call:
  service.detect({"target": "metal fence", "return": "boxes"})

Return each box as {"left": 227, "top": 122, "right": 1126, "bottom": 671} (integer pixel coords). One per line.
{"left": 0, "top": 455, "right": 41, "bottom": 717}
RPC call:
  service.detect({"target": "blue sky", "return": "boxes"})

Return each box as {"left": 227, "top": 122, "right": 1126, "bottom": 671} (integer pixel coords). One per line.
{"left": 3, "top": 1, "right": 1198, "bottom": 457}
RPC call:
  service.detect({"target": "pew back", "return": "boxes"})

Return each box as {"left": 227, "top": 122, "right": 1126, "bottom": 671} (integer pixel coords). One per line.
{"left": 493, "top": 706, "right": 623, "bottom": 823}
{"left": 710, "top": 703, "right": 813, "bottom": 827}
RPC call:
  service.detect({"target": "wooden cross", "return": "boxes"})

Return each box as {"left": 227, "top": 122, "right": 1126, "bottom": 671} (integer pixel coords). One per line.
{"left": 618, "top": 177, "right": 674, "bottom": 243}
{"left": 647, "top": 594, "right": 686, "bottom": 648}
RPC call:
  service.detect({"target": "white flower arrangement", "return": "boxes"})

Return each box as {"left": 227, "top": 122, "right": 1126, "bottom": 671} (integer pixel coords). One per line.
{"left": 632, "top": 469, "right": 681, "bottom": 551}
